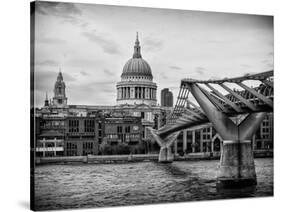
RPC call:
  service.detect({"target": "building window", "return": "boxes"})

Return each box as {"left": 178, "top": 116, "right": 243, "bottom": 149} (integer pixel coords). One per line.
{"left": 84, "top": 119, "right": 95, "bottom": 132}
{"left": 69, "top": 119, "right": 79, "bottom": 133}
{"left": 82, "top": 142, "right": 93, "bottom": 155}
{"left": 66, "top": 143, "right": 77, "bottom": 156}
{"left": 117, "top": 126, "right": 122, "bottom": 133}
{"left": 125, "top": 126, "right": 130, "bottom": 133}
{"left": 263, "top": 121, "right": 269, "bottom": 127}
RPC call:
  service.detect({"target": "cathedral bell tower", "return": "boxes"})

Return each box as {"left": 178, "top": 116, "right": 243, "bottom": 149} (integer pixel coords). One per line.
{"left": 53, "top": 71, "right": 67, "bottom": 107}
{"left": 44, "top": 92, "right": 49, "bottom": 107}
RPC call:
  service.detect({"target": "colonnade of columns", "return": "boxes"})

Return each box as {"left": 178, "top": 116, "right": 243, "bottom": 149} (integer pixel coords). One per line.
{"left": 117, "top": 86, "right": 156, "bottom": 100}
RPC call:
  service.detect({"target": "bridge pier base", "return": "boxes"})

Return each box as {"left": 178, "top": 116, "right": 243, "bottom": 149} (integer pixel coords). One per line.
{"left": 217, "top": 140, "right": 256, "bottom": 188}
{"left": 159, "top": 147, "right": 173, "bottom": 163}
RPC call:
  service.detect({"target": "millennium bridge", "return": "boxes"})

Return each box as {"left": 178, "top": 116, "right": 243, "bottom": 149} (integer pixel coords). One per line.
{"left": 149, "top": 70, "right": 273, "bottom": 187}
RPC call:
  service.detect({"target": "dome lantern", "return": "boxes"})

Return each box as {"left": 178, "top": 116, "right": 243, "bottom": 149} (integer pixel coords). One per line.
{"left": 133, "top": 32, "right": 142, "bottom": 59}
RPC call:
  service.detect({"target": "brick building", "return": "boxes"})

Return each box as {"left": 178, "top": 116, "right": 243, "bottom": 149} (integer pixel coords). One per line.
{"left": 101, "top": 116, "right": 143, "bottom": 154}
{"left": 64, "top": 116, "right": 99, "bottom": 156}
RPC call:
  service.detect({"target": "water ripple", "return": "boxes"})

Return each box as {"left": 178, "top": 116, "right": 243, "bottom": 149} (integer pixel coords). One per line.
{"left": 34, "top": 158, "right": 273, "bottom": 210}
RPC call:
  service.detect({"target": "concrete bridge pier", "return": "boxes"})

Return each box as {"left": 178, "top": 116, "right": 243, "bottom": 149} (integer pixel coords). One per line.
{"left": 149, "top": 128, "right": 180, "bottom": 163}
{"left": 217, "top": 139, "right": 256, "bottom": 187}
{"left": 159, "top": 146, "right": 174, "bottom": 163}
{"left": 188, "top": 83, "right": 267, "bottom": 188}
{"left": 216, "top": 112, "right": 266, "bottom": 188}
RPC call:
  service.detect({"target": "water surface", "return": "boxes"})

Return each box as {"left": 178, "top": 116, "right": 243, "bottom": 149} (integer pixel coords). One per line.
{"left": 34, "top": 158, "right": 273, "bottom": 210}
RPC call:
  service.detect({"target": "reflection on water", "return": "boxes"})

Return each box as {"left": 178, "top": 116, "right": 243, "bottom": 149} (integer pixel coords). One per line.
{"left": 34, "top": 158, "right": 273, "bottom": 211}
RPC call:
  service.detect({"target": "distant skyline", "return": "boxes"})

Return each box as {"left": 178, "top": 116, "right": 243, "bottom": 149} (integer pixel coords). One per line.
{"left": 33, "top": 1, "right": 273, "bottom": 107}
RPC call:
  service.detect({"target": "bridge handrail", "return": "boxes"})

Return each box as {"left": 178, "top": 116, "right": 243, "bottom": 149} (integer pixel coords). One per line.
{"left": 181, "top": 70, "right": 273, "bottom": 84}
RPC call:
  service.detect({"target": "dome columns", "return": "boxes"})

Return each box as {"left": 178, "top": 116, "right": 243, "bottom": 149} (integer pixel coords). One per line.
{"left": 117, "top": 84, "right": 157, "bottom": 104}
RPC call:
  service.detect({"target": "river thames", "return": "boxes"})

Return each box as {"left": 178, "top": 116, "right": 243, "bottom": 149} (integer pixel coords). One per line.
{"left": 34, "top": 158, "right": 273, "bottom": 210}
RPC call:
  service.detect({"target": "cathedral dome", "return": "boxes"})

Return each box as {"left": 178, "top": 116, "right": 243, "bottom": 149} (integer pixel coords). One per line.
{"left": 121, "top": 33, "right": 153, "bottom": 80}
{"left": 122, "top": 58, "right": 152, "bottom": 78}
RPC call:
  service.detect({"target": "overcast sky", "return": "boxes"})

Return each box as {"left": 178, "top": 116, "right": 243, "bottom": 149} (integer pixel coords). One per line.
{"left": 33, "top": 1, "right": 273, "bottom": 107}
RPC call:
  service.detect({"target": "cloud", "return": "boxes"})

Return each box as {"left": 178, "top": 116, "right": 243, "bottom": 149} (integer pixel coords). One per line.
{"left": 82, "top": 30, "right": 120, "bottom": 55}
{"left": 169, "top": 86, "right": 180, "bottom": 90}
{"left": 67, "top": 83, "right": 114, "bottom": 105}
{"left": 261, "top": 59, "right": 269, "bottom": 64}
{"left": 36, "top": 59, "right": 59, "bottom": 67}
{"left": 103, "top": 69, "right": 115, "bottom": 76}
{"left": 143, "top": 37, "right": 163, "bottom": 51}
{"left": 88, "top": 80, "right": 116, "bottom": 87}
{"left": 266, "top": 63, "right": 273, "bottom": 68}
{"left": 242, "top": 71, "right": 258, "bottom": 76}
{"left": 240, "top": 64, "right": 251, "bottom": 68}
{"left": 195, "top": 67, "right": 205, "bottom": 75}
{"left": 206, "top": 39, "right": 226, "bottom": 44}
{"left": 36, "top": 35, "right": 67, "bottom": 45}
{"left": 80, "top": 71, "right": 89, "bottom": 76}
{"left": 61, "top": 73, "right": 77, "bottom": 82}
{"left": 169, "top": 66, "right": 182, "bottom": 70}
{"left": 69, "top": 80, "right": 116, "bottom": 104}
{"left": 35, "top": 1, "right": 89, "bottom": 28}
{"left": 36, "top": 2, "right": 82, "bottom": 21}
{"left": 268, "top": 52, "right": 274, "bottom": 56}
{"left": 210, "top": 76, "right": 220, "bottom": 80}
{"left": 65, "top": 58, "right": 102, "bottom": 67}
{"left": 261, "top": 58, "right": 273, "bottom": 68}
{"left": 160, "top": 72, "right": 168, "bottom": 80}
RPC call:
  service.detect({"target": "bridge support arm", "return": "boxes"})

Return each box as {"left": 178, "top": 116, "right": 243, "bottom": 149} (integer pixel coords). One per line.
{"left": 188, "top": 83, "right": 238, "bottom": 140}
{"left": 149, "top": 128, "right": 180, "bottom": 163}
{"left": 239, "top": 112, "right": 267, "bottom": 140}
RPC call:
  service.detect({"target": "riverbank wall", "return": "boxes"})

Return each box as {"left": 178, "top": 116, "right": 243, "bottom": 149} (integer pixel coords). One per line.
{"left": 35, "top": 150, "right": 273, "bottom": 165}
